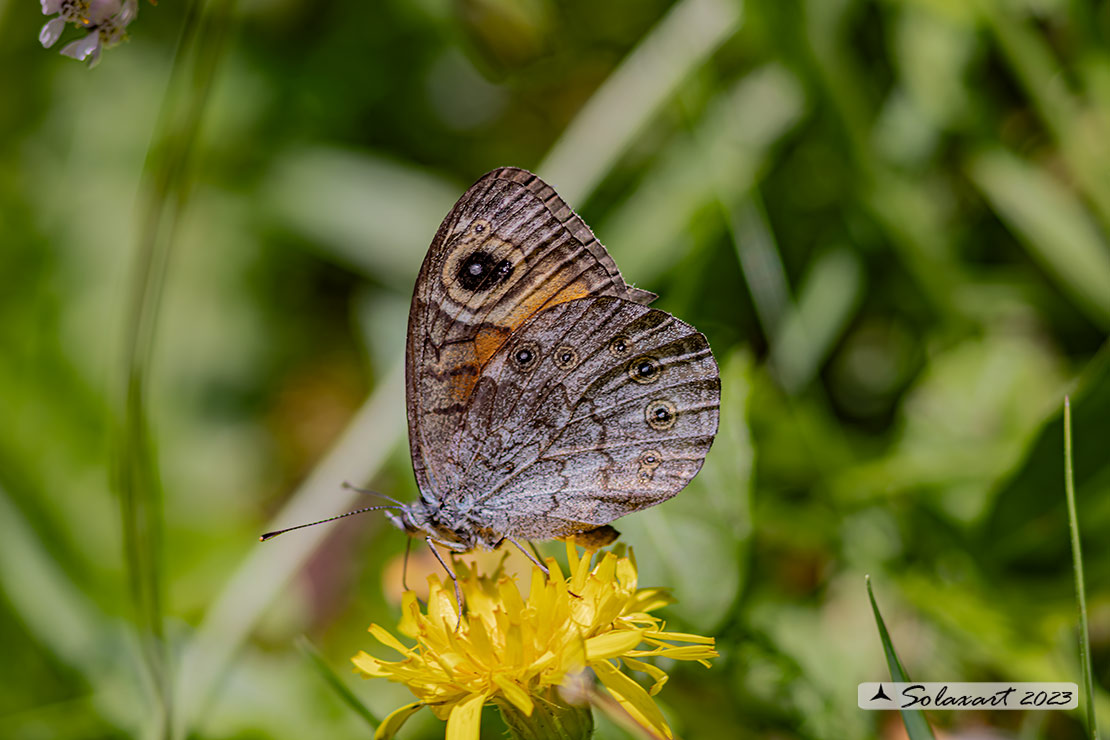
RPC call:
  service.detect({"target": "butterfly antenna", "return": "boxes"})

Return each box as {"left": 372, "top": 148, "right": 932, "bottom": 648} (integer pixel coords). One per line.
{"left": 259, "top": 505, "right": 400, "bottom": 542}
{"left": 340, "top": 481, "right": 405, "bottom": 507}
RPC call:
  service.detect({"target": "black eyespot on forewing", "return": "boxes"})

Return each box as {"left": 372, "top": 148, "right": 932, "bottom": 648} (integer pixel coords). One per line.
{"left": 456, "top": 250, "right": 514, "bottom": 292}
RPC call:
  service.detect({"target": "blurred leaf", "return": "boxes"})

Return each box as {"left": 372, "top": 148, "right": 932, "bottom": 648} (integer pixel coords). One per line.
{"left": 614, "top": 350, "right": 753, "bottom": 631}
{"left": 458, "top": 0, "right": 553, "bottom": 70}
{"left": 980, "top": 343, "right": 1110, "bottom": 568}
{"left": 969, "top": 148, "right": 1110, "bottom": 330}
{"left": 726, "top": 193, "right": 791, "bottom": 340}
{"left": 866, "top": 577, "right": 937, "bottom": 740}
{"left": 539, "top": 0, "right": 744, "bottom": 205}
{"left": 834, "top": 330, "right": 1065, "bottom": 520}
{"left": 604, "top": 63, "right": 806, "bottom": 285}
{"left": 263, "top": 149, "right": 461, "bottom": 284}
{"left": 770, "top": 246, "right": 864, "bottom": 393}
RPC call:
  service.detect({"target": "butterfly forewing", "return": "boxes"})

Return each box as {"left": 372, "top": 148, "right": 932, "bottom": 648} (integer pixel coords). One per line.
{"left": 445, "top": 296, "right": 720, "bottom": 541}
{"left": 406, "top": 168, "right": 653, "bottom": 499}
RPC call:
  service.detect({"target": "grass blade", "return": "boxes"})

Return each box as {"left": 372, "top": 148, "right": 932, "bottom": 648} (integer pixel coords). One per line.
{"left": 1064, "top": 397, "right": 1099, "bottom": 739}
{"left": 538, "top": 0, "right": 742, "bottom": 205}
{"left": 296, "top": 636, "right": 379, "bottom": 731}
{"left": 866, "top": 576, "right": 936, "bottom": 740}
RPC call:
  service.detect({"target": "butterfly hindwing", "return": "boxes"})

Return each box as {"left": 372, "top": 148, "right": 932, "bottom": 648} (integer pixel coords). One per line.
{"left": 445, "top": 296, "right": 720, "bottom": 541}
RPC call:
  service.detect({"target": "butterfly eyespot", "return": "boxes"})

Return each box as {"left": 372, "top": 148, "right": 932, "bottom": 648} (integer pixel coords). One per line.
{"left": 553, "top": 345, "right": 579, "bottom": 370}
{"left": 628, "top": 355, "right": 662, "bottom": 384}
{"left": 637, "top": 448, "right": 663, "bottom": 480}
{"left": 608, "top": 335, "right": 632, "bottom": 357}
{"left": 456, "top": 251, "right": 515, "bottom": 292}
{"left": 511, "top": 341, "right": 540, "bottom": 371}
{"left": 645, "top": 399, "right": 677, "bottom": 430}
{"left": 474, "top": 223, "right": 485, "bottom": 233}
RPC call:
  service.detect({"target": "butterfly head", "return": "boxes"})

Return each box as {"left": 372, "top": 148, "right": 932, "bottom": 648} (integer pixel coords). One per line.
{"left": 386, "top": 499, "right": 488, "bottom": 551}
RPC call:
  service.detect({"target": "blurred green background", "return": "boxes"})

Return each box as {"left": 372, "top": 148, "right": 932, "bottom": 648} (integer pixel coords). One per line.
{"left": 2, "top": 0, "right": 1109, "bottom": 737}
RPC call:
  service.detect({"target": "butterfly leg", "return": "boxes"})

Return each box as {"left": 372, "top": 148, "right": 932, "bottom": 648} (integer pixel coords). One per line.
{"left": 526, "top": 539, "right": 547, "bottom": 569}
{"left": 506, "top": 536, "right": 550, "bottom": 576}
{"left": 425, "top": 536, "right": 464, "bottom": 629}
{"left": 401, "top": 536, "right": 413, "bottom": 592}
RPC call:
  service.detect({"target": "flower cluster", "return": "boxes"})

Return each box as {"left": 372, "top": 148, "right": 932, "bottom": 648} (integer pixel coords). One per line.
{"left": 39, "top": 0, "right": 137, "bottom": 68}
{"left": 353, "top": 543, "right": 717, "bottom": 739}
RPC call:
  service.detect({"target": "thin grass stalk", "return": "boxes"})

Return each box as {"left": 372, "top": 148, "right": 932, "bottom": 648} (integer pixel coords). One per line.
{"left": 296, "top": 636, "right": 380, "bottom": 731}
{"left": 1064, "top": 397, "right": 1099, "bottom": 739}
{"left": 866, "top": 576, "right": 937, "bottom": 740}
{"left": 116, "top": 0, "right": 238, "bottom": 736}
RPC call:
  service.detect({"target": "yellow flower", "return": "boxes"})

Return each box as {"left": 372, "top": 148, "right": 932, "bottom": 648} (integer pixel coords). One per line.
{"left": 352, "top": 542, "right": 716, "bottom": 740}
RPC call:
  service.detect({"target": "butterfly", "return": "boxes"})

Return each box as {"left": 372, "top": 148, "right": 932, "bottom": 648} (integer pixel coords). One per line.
{"left": 386, "top": 167, "right": 720, "bottom": 565}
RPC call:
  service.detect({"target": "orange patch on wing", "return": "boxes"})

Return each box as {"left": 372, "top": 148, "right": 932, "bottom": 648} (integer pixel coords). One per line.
{"left": 457, "top": 280, "right": 592, "bottom": 392}
{"left": 431, "top": 343, "right": 481, "bottom": 402}
{"left": 505, "top": 279, "right": 590, "bottom": 331}
{"left": 447, "top": 364, "right": 479, "bottom": 402}
{"left": 474, "top": 325, "right": 511, "bottom": 367}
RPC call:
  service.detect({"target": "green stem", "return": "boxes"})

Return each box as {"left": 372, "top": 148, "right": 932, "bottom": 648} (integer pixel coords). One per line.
{"left": 497, "top": 690, "right": 594, "bottom": 740}
{"left": 1064, "top": 397, "right": 1098, "bottom": 740}
{"left": 116, "top": 0, "right": 239, "bottom": 736}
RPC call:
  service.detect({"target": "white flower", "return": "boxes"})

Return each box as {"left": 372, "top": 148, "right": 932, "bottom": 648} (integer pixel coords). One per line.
{"left": 39, "top": 0, "right": 137, "bottom": 68}
{"left": 60, "top": 31, "right": 101, "bottom": 66}
{"left": 39, "top": 17, "right": 66, "bottom": 47}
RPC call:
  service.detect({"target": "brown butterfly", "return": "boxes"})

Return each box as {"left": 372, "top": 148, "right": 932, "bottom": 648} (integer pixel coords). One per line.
{"left": 262, "top": 168, "right": 720, "bottom": 586}
{"left": 387, "top": 167, "right": 720, "bottom": 566}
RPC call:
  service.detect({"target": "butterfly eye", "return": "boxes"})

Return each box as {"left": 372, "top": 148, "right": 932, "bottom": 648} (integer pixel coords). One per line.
{"left": 628, "top": 355, "right": 662, "bottom": 384}
{"left": 645, "top": 399, "right": 677, "bottom": 430}
{"left": 608, "top": 335, "right": 632, "bottom": 357}
{"left": 512, "top": 341, "right": 540, "bottom": 371}
{"left": 553, "top": 345, "right": 579, "bottom": 370}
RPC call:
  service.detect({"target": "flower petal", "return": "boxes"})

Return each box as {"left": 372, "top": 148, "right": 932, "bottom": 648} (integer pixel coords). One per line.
{"left": 643, "top": 629, "right": 715, "bottom": 645}
{"left": 622, "top": 657, "right": 669, "bottom": 696}
{"left": 492, "top": 674, "right": 533, "bottom": 715}
{"left": 59, "top": 33, "right": 99, "bottom": 61}
{"left": 87, "top": 0, "right": 122, "bottom": 23}
{"left": 445, "top": 692, "right": 487, "bottom": 740}
{"left": 117, "top": 0, "right": 137, "bottom": 25}
{"left": 374, "top": 702, "right": 424, "bottom": 740}
{"left": 593, "top": 661, "right": 672, "bottom": 739}
{"left": 585, "top": 630, "right": 645, "bottom": 661}
{"left": 41, "top": 0, "right": 63, "bottom": 14}
{"left": 368, "top": 623, "right": 416, "bottom": 657}
{"left": 39, "top": 17, "right": 65, "bottom": 48}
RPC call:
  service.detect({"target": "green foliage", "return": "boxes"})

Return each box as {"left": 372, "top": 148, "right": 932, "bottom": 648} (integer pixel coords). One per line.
{"left": 1, "top": 0, "right": 1108, "bottom": 738}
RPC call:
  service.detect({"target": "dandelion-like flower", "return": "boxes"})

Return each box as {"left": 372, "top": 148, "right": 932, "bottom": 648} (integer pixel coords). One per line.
{"left": 353, "top": 543, "right": 716, "bottom": 739}
{"left": 39, "top": 0, "right": 137, "bottom": 68}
